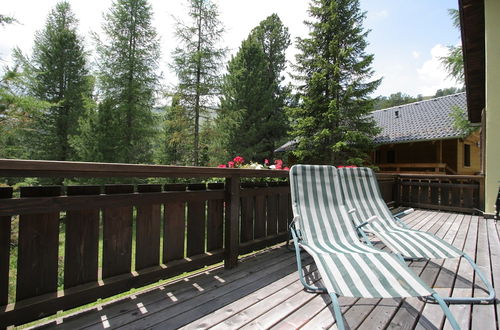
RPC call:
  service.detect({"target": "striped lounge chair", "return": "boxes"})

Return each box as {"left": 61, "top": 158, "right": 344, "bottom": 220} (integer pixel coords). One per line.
{"left": 289, "top": 165, "right": 460, "bottom": 330}
{"left": 338, "top": 166, "right": 495, "bottom": 304}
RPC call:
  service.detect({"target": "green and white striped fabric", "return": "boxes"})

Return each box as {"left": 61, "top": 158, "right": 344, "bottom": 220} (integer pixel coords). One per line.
{"left": 338, "top": 167, "right": 463, "bottom": 259}
{"left": 290, "top": 165, "right": 432, "bottom": 298}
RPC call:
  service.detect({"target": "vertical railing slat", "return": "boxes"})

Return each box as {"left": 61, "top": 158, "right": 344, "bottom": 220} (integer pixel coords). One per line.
{"left": 240, "top": 183, "right": 254, "bottom": 243}
{"left": 17, "top": 186, "right": 61, "bottom": 301}
{"left": 254, "top": 183, "right": 266, "bottom": 239}
{"left": 224, "top": 176, "right": 240, "bottom": 269}
{"left": 207, "top": 183, "right": 224, "bottom": 251}
{"left": 0, "top": 187, "right": 13, "bottom": 306}
{"left": 136, "top": 184, "right": 162, "bottom": 271}
{"left": 102, "top": 185, "right": 134, "bottom": 279}
{"left": 163, "top": 184, "right": 186, "bottom": 262}
{"left": 65, "top": 186, "right": 100, "bottom": 289}
{"left": 186, "top": 184, "right": 206, "bottom": 257}
{"left": 266, "top": 187, "right": 278, "bottom": 236}
{"left": 278, "top": 188, "right": 288, "bottom": 234}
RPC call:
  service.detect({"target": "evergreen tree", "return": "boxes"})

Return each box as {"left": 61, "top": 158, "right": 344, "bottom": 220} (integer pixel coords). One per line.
{"left": 440, "top": 9, "right": 464, "bottom": 84}
{"left": 373, "top": 92, "right": 418, "bottom": 110}
{"left": 90, "top": 0, "right": 160, "bottom": 163}
{"left": 25, "top": 1, "right": 92, "bottom": 161}
{"left": 288, "top": 0, "right": 381, "bottom": 165}
{"left": 171, "top": 0, "right": 225, "bottom": 166}
{"left": 219, "top": 14, "right": 291, "bottom": 161}
{"left": 154, "top": 94, "right": 193, "bottom": 165}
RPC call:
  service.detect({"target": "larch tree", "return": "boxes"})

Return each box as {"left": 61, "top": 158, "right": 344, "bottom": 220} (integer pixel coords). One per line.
{"left": 218, "top": 14, "right": 291, "bottom": 161}
{"left": 25, "top": 1, "right": 92, "bottom": 161}
{"left": 91, "top": 0, "right": 160, "bottom": 163}
{"left": 154, "top": 94, "right": 193, "bottom": 165}
{"left": 288, "top": 0, "right": 381, "bottom": 165}
{"left": 171, "top": 0, "right": 225, "bottom": 166}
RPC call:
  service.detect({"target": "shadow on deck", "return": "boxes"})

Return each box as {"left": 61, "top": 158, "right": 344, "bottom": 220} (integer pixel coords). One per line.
{"left": 33, "top": 210, "right": 500, "bottom": 330}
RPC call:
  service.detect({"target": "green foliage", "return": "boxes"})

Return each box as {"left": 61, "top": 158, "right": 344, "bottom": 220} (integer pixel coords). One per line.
{"left": 440, "top": 8, "right": 464, "bottom": 85}
{"left": 0, "top": 63, "right": 52, "bottom": 159}
{"left": 0, "top": 14, "right": 17, "bottom": 26}
{"left": 83, "top": 0, "right": 160, "bottom": 164}
{"left": 218, "top": 14, "right": 291, "bottom": 162}
{"left": 288, "top": 0, "right": 381, "bottom": 165}
{"left": 18, "top": 1, "right": 93, "bottom": 161}
{"left": 171, "top": 0, "right": 226, "bottom": 166}
{"left": 154, "top": 94, "right": 193, "bottom": 165}
{"left": 434, "top": 86, "right": 464, "bottom": 97}
{"left": 373, "top": 92, "right": 421, "bottom": 110}
{"left": 449, "top": 105, "right": 476, "bottom": 138}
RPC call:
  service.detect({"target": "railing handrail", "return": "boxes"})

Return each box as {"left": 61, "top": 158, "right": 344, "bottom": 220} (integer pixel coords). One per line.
{"left": 384, "top": 172, "right": 484, "bottom": 180}
{"left": 0, "top": 158, "right": 289, "bottom": 178}
{"left": 378, "top": 162, "right": 447, "bottom": 168}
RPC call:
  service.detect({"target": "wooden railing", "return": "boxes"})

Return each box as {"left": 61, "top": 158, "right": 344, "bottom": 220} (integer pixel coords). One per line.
{"left": 0, "top": 159, "right": 291, "bottom": 328}
{"left": 0, "top": 159, "right": 484, "bottom": 327}
{"left": 377, "top": 163, "right": 457, "bottom": 174}
{"left": 395, "top": 173, "right": 484, "bottom": 213}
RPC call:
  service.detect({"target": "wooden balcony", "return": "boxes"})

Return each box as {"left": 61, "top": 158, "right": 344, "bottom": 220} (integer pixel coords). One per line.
{"left": 29, "top": 210, "right": 500, "bottom": 330}
{"left": 0, "top": 159, "right": 494, "bottom": 329}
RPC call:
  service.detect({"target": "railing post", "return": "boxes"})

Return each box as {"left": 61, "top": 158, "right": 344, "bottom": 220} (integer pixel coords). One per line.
{"left": 224, "top": 175, "right": 240, "bottom": 269}
{"left": 395, "top": 174, "right": 401, "bottom": 207}
{"left": 478, "top": 175, "right": 485, "bottom": 212}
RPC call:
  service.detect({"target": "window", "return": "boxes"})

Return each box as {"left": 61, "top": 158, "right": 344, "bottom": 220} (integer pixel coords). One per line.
{"left": 387, "top": 150, "right": 395, "bottom": 163}
{"left": 375, "top": 150, "right": 381, "bottom": 163}
{"left": 464, "top": 144, "right": 471, "bottom": 167}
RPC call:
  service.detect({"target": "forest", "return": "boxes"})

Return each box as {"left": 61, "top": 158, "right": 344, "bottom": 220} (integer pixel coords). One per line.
{"left": 0, "top": 0, "right": 462, "bottom": 170}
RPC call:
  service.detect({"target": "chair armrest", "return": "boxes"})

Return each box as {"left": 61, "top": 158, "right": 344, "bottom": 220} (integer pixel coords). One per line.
{"left": 289, "top": 216, "right": 303, "bottom": 240}
{"left": 356, "top": 215, "right": 379, "bottom": 229}
{"left": 393, "top": 208, "right": 414, "bottom": 218}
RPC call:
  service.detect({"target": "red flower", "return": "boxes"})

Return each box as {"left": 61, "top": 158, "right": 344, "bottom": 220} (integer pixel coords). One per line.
{"left": 337, "top": 166, "right": 344, "bottom": 168}
{"left": 283, "top": 167, "right": 290, "bottom": 171}
{"left": 228, "top": 161, "right": 235, "bottom": 168}
{"left": 233, "top": 156, "right": 245, "bottom": 165}
{"left": 264, "top": 159, "right": 269, "bottom": 165}
{"left": 218, "top": 164, "right": 227, "bottom": 168}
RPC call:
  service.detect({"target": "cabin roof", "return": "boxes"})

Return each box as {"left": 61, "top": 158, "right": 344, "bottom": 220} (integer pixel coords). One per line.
{"left": 372, "top": 92, "right": 466, "bottom": 144}
{"left": 275, "top": 93, "right": 468, "bottom": 152}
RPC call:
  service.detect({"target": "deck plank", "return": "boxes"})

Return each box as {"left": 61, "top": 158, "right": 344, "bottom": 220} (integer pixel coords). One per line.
{"left": 470, "top": 217, "right": 496, "bottom": 330}
{"left": 53, "top": 247, "right": 291, "bottom": 330}
{"left": 415, "top": 214, "right": 472, "bottom": 330}
{"left": 486, "top": 220, "right": 500, "bottom": 328}
{"left": 442, "top": 215, "right": 478, "bottom": 330}
{"left": 182, "top": 263, "right": 317, "bottom": 330}
{"left": 30, "top": 210, "right": 499, "bottom": 330}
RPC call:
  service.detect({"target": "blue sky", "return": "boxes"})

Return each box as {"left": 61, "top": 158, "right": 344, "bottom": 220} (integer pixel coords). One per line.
{"left": 0, "top": 0, "right": 461, "bottom": 98}
{"left": 362, "top": 0, "right": 461, "bottom": 96}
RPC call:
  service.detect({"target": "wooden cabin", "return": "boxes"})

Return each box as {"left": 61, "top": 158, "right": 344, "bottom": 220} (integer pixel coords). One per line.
{"left": 371, "top": 92, "right": 481, "bottom": 175}
{"left": 275, "top": 93, "right": 481, "bottom": 175}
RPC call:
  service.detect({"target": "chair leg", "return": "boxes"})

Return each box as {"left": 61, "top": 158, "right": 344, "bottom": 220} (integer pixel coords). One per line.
{"left": 432, "top": 293, "right": 461, "bottom": 330}
{"left": 329, "top": 293, "right": 345, "bottom": 330}
{"left": 439, "top": 254, "right": 496, "bottom": 304}
{"left": 291, "top": 228, "right": 327, "bottom": 293}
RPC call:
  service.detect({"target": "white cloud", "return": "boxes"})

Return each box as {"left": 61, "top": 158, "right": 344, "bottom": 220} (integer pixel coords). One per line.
{"left": 416, "top": 44, "right": 461, "bottom": 95}
{"left": 412, "top": 51, "right": 420, "bottom": 59}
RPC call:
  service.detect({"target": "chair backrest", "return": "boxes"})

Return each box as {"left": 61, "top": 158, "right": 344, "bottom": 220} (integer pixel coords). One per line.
{"left": 338, "top": 167, "right": 394, "bottom": 226}
{"left": 289, "top": 165, "right": 362, "bottom": 248}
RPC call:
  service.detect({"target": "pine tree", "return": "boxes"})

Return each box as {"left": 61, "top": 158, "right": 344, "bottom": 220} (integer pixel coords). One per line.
{"left": 218, "top": 14, "right": 290, "bottom": 161}
{"left": 26, "top": 1, "right": 92, "bottom": 161}
{"left": 154, "top": 94, "right": 193, "bottom": 165}
{"left": 171, "top": 0, "right": 225, "bottom": 166}
{"left": 92, "top": 0, "right": 160, "bottom": 164}
{"left": 288, "top": 0, "right": 381, "bottom": 165}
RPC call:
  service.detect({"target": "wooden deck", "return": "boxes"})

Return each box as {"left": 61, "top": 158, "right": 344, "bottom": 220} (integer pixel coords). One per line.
{"left": 32, "top": 210, "right": 499, "bottom": 330}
